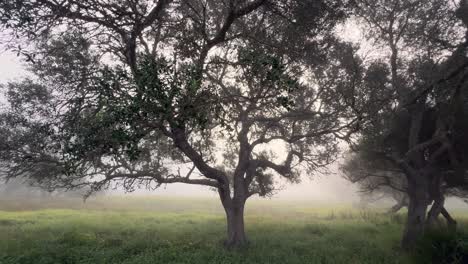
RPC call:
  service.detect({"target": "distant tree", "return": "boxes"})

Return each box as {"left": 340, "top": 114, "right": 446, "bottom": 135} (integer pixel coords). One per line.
{"left": 342, "top": 0, "right": 468, "bottom": 249}
{"left": 341, "top": 151, "right": 409, "bottom": 214}
{"left": 0, "top": 176, "right": 93, "bottom": 198}
{"left": 341, "top": 150, "right": 465, "bottom": 226}
{"left": 0, "top": 0, "right": 356, "bottom": 247}
{"left": 0, "top": 177, "right": 48, "bottom": 198}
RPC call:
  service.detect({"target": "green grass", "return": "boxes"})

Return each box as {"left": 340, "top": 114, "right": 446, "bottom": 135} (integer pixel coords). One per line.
{"left": 0, "top": 195, "right": 466, "bottom": 264}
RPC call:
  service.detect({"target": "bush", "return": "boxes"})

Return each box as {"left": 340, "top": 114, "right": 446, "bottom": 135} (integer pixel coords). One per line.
{"left": 412, "top": 230, "right": 468, "bottom": 264}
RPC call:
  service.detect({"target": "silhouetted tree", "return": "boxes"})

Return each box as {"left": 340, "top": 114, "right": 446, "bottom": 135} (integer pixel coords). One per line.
{"left": 0, "top": 0, "right": 355, "bottom": 247}
{"left": 345, "top": 0, "right": 468, "bottom": 249}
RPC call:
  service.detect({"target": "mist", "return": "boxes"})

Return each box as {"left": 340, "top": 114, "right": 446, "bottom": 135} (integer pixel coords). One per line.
{"left": 0, "top": 48, "right": 361, "bottom": 203}
{"left": 0, "top": 48, "right": 466, "bottom": 208}
{"left": 1, "top": 1, "right": 467, "bottom": 262}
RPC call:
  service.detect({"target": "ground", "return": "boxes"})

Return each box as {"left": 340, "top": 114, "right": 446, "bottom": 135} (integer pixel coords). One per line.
{"left": 0, "top": 196, "right": 466, "bottom": 264}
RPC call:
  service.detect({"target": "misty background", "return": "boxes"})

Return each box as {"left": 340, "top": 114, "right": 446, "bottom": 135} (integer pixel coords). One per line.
{"left": 0, "top": 46, "right": 466, "bottom": 208}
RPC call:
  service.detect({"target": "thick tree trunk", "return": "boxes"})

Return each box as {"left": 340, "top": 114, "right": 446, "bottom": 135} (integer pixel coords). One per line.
{"left": 402, "top": 196, "right": 428, "bottom": 249}
{"left": 224, "top": 200, "right": 248, "bottom": 248}
{"left": 402, "top": 183, "right": 429, "bottom": 250}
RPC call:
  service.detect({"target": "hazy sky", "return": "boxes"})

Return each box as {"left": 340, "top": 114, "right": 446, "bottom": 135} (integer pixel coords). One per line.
{"left": 0, "top": 52, "right": 25, "bottom": 81}
{"left": 1, "top": 46, "right": 467, "bottom": 209}
{"left": 0, "top": 22, "right": 369, "bottom": 203}
{"left": 0, "top": 46, "right": 364, "bottom": 202}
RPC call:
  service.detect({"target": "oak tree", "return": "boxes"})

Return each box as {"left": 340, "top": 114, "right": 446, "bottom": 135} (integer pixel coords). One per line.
{"left": 0, "top": 0, "right": 354, "bottom": 247}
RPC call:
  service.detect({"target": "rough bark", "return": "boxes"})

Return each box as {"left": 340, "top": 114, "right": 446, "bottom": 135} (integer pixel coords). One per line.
{"left": 401, "top": 103, "right": 429, "bottom": 250}
{"left": 223, "top": 198, "right": 248, "bottom": 248}
{"left": 401, "top": 180, "right": 429, "bottom": 249}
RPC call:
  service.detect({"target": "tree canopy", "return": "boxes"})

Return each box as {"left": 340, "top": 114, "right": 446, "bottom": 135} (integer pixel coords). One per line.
{"left": 1, "top": 0, "right": 467, "bottom": 251}
{"left": 0, "top": 0, "right": 360, "bottom": 247}
{"left": 340, "top": 0, "right": 468, "bottom": 248}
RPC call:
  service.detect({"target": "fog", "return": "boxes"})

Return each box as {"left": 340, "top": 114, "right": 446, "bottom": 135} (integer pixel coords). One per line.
{"left": 0, "top": 25, "right": 396, "bottom": 206}
{"left": 0, "top": 48, "right": 360, "bottom": 202}
{"left": 124, "top": 165, "right": 361, "bottom": 202}
{"left": 1, "top": 47, "right": 466, "bottom": 210}
{"left": 0, "top": 49, "right": 26, "bottom": 81}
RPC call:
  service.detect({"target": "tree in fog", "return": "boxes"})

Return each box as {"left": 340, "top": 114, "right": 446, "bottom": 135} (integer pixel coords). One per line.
{"left": 0, "top": 177, "right": 48, "bottom": 198}
{"left": 343, "top": 0, "right": 468, "bottom": 249}
{"left": 341, "top": 151, "right": 409, "bottom": 214}
{"left": 0, "top": 0, "right": 358, "bottom": 247}
{"left": 341, "top": 149, "right": 463, "bottom": 227}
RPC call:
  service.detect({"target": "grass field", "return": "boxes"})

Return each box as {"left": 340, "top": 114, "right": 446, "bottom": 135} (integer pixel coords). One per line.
{"left": 0, "top": 195, "right": 467, "bottom": 264}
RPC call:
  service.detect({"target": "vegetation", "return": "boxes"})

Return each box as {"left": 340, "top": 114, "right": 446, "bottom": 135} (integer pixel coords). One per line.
{"left": 4, "top": 196, "right": 467, "bottom": 264}
{"left": 340, "top": 0, "right": 468, "bottom": 248}
{"left": 0, "top": 0, "right": 355, "bottom": 247}
{"left": 0, "top": 0, "right": 467, "bottom": 256}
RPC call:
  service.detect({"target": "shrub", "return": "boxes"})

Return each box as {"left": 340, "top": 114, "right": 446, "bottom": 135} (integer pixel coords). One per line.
{"left": 412, "top": 230, "right": 468, "bottom": 264}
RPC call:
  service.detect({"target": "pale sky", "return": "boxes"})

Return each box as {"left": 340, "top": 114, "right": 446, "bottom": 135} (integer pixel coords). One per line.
{"left": 0, "top": 50, "right": 26, "bottom": 81}
{"left": 0, "top": 44, "right": 465, "bottom": 208}
{"left": 0, "top": 20, "right": 370, "bottom": 203}
{"left": 0, "top": 10, "right": 466, "bottom": 215}
{"left": 0, "top": 46, "right": 363, "bottom": 203}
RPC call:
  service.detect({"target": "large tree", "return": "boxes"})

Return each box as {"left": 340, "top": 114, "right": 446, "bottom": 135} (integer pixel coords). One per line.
{"left": 344, "top": 0, "right": 468, "bottom": 249}
{"left": 0, "top": 0, "right": 355, "bottom": 247}
{"left": 341, "top": 148, "right": 462, "bottom": 229}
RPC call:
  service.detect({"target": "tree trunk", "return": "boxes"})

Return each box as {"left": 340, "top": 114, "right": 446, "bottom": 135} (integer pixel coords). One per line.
{"left": 425, "top": 174, "right": 456, "bottom": 230}
{"left": 441, "top": 207, "right": 457, "bottom": 232}
{"left": 402, "top": 183, "right": 429, "bottom": 250}
{"left": 426, "top": 200, "right": 457, "bottom": 232}
{"left": 224, "top": 200, "right": 248, "bottom": 248}
{"left": 387, "top": 196, "right": 408, "bottom": 214}
{"left": 426, "top": 197, "right": 443, "bottom": 229}
{"left": 387, "top": 202, "right": 404, "bottom": 214}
